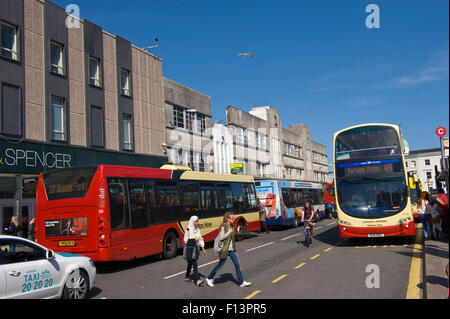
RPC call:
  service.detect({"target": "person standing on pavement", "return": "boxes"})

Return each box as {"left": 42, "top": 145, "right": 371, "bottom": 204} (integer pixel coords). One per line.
{"left": 257, "top": 202, "right": 270, "bottom": 234}
{"left": 206, "top": 212, "right": 251, "bottom": 288}
{"left": 417, "top": 191, "right": 434, "bottom": 240}
{"left": 4, "top": 216, "right": 21, "bottom": 237}
{"left": 184, "top": 215, "right": 206, "bottom": 287}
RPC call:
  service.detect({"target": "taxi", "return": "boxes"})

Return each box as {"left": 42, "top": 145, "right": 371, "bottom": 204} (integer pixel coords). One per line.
{"left": 0, "top": 235, "right": 96, "bottom": 299}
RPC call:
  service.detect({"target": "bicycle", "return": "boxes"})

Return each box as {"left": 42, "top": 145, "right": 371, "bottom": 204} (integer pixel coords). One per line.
{"left": 303, "top": 220, "right": 313, "bottom": 247}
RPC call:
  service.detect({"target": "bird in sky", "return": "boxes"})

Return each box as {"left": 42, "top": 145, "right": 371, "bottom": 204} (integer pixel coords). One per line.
{"left": 238, "top": 52, "right": 254, "bottom": 58}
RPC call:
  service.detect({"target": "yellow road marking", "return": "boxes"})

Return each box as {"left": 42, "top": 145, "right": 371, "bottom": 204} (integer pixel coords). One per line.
{"left": 406, "top": 223, "right": 422, "bottom": 299}
{"left": 310, "top": 254, "right": 320, "bottom": 260}
{"left": 244, "top": 290, "right": 262, "bottom": 299}
{"left": 295, "top": 262, "right": 306, "bottom": 269}
{"left": 272, "top": 274, "right": 288, "bottom": 283}
{"left": 324, "top": 247, "right": 332, "bottom": 252}
{"left": 406, "top": 243, "right": 422, "bottom": 299}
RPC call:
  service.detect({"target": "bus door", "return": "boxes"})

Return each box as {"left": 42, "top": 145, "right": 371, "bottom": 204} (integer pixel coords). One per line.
{"left": 107, "top": 178, "right": 132, "bottom": 260}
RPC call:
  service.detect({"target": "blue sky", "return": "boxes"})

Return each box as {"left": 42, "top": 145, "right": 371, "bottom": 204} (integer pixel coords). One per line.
{"left": 54, "top": 0, "right": 449, "bottom": 164}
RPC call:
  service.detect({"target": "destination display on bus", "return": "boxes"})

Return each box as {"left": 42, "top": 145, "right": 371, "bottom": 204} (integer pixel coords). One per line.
{"left": 337, "top": 159, "right": 402, "bottom": 177}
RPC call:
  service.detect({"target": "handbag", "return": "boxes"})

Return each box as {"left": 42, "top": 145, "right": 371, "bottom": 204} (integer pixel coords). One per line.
{"left": 213, "top": 232, "right": 224, "bottom": 258}
{"left": 183, "top": 238, "right": 198, "bottom": 261}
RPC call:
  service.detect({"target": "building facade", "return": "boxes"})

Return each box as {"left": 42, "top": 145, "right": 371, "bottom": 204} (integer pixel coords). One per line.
{"left": 0, "top": 0, "right": 167, "bottom": 235}
{"left": 163, "top": 77, "right": 213, "bottom": 172}
{"left": 226, "top": 105, "right": 329, "bottom": 183}
{"left": 405, "top": 148, "right": 445, "bottom": 192}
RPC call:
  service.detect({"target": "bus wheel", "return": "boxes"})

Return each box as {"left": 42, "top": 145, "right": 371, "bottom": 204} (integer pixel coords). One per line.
{"left": 236, "top": 220, "right": 246, "bottom": 241}
{"left": 163, "top": 231, "right": 179, "bottom": 259}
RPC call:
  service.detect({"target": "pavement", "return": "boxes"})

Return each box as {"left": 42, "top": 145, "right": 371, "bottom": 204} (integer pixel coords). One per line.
{"left": 424, "top": 236, "right": 449, "bottom": 299}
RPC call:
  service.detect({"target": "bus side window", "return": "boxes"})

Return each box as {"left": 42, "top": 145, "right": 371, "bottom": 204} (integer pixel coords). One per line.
{"left": 128, "top": 180, "right": 149, "bottom": 229}
{"left": 145, "top": 181, "right": 158, "bottom": 225}
{"left": 156, "top": 182, "right": 182, "bottom": 222}
{"left": 108, "top": 178, "right": 130, "bottom": 231}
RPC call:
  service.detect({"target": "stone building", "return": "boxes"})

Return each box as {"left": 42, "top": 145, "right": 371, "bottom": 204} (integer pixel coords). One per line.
{"left": 226, "top": 105, "right": 329, "bottom": 183}
{"left": 163, "top": 78, "right": 213, "bottom": 172}
{"left": 0, "top": 0, "right": 167, "bottom": 234}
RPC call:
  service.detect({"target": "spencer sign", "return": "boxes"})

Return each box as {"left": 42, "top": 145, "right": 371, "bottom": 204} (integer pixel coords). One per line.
{"left": 0, "top": 140, "right": 168, "bottom": 175}
{"left": 1, "top": 148, "right": 72, "bottom": 169}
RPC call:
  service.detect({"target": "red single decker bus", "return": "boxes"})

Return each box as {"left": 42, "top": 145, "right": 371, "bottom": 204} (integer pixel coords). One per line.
{"left": 35, "top": 165, "right": 260, "bottom": 262}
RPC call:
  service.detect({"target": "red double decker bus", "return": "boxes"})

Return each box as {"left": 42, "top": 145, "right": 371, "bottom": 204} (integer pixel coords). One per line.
{"left": 324, "top": 183, "right": 337, "bottom": 218}
{"left": 35, "top": 165, "right": 260, "bottom": 262}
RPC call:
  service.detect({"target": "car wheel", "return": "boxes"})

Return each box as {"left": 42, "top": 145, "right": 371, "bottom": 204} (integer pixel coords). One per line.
{"left": 63, "top": 269, "right": 89, "bottom": 299}
{"left": 163, "top": 231, "right": 179, "bottom": 259}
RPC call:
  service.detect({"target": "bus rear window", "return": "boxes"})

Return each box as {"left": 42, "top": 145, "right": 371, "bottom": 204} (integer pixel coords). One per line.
{"left": 43, "top": 167, "right": 97, "bottom": 201}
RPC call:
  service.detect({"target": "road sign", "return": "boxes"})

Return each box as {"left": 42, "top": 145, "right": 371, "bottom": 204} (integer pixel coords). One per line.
{"left": 435, "top": 126, "right": 447, "bottom": 138}
{"left": 230, "top": 163, "right": 243, "bottom": 174}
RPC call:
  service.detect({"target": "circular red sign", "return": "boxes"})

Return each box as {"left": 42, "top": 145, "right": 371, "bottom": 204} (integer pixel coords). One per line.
{"left": 436, "top": 126, "right": 447, "bottom": 138}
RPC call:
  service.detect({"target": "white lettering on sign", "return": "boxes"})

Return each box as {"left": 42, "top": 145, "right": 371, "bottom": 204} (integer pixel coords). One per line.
{"left": 4, "top": 148, "right": 72, "bottom": 169}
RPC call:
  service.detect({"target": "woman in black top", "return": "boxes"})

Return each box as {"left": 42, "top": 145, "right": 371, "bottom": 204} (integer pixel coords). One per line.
{"left": 4, "top": 216, "right": 21, "bottom": 236}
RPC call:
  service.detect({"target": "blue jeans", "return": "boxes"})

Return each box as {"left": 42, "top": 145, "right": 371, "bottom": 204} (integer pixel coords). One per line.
{"left": 207, "top": 251, "right": 243, "bottom": 285}
{"left": 418, "top": 213, "right": 434, "bottom": 238}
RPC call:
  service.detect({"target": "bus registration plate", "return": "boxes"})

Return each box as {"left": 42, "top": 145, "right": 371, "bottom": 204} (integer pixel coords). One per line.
{"left": 58, "top": 240, "right": 77, "bottom": 247}
{"left": 368, "top": 234, "right": 384, "bottom": 238}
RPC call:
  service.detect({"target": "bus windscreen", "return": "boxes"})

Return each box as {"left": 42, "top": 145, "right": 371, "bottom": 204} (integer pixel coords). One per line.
{"left": 43, "top": 167, "right": 97, "bottom": 200}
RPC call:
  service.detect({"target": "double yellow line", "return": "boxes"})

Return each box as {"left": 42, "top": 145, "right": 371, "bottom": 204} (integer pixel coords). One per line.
{"left": 406, "top": 224, "right": 423, "bottom": 299}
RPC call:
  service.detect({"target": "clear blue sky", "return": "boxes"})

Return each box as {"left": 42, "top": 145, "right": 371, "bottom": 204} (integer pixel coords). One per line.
{"left": 53, "top": 0, "right": 449, "bottom": 164}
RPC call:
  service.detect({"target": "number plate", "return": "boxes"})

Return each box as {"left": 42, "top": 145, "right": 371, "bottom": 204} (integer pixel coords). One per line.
{"left": 58, "top": 240, "right": 76, "bottom": 247}
{"left": 368, "top": 234, "right": 384, "bottom": 238}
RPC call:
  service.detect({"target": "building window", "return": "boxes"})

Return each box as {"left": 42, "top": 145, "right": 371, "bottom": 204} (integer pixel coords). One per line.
{"left": 426, "top": 171, "right": 432, "bottom": 179}
{"left": 90, "top": 105, "right": 104, "bottom": 147}
{"left": 121, "top": 69, "right": 131, "bottom": 96}
{"left": 173, "top": 106, "right": 184, "bottom": 128}
{"left": 1, "top": 21, "right": 19, "bottom": 61}
{"left": 1, "top": 83, "right": 22, "bottom": 136}
{"left": 424, "top": 159, "right": 430, "bottom": 166}
{"left": 243, "top": 129, "right": 248, "bottom": 145}
{"left": 186, "top": 111, "right": 194, "bottom": 131}
{"left": 410, "top": 161, "right": 416, "bottom": 168}
{"left": 122, "top": 113, "right": 133, "bottom": 150}
{"left": 176, "top": 149, "right": 183, "bottom": 165}
{"left": 199, "top": 153, "right": 205, "bottom": 172}
{"left": 189, "top": 150, "right": 195, "bottom": 170}
{"left": 89, "top": 56, "right": 101, "bottom": 87}
{"left": 50, "top": 41, "right": 64, "bottom": 75}
{"left": 236, "top": 127, "right": 243, "bottom": 144}
{"left": 51, "top": 96, "right": 65, "bottom": 141}
{"left": 197, "top": 114, "right": 205, "bottom": 133}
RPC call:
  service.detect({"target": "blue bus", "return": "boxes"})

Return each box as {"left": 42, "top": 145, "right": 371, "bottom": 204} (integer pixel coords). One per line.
{"left": 255, "top": 180, "right": 325, "bottom": 227}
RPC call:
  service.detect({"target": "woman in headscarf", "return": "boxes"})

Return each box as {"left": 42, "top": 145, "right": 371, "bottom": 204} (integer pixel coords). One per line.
{"left": 184, "top": 215, "right": 206, "bottom": 286}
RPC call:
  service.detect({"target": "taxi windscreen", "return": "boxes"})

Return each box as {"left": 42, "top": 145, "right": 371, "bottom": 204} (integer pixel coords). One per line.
{"left": 43, "top": 167, "right": 97, "bottom": 201}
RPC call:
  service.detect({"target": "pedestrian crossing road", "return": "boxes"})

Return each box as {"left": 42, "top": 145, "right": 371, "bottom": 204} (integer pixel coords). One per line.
{"left": 91, "top": 219, "right": 420, "bottom": 299}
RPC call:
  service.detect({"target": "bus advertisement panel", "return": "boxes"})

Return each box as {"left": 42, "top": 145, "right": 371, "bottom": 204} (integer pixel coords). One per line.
{"left": 255, "top": 180, "right": 325, "bottom": 227}
{"left": 35, "top": 165, "right": 260, "bottom": 262}
{"left": 333, "top": 123, "right": 416, "bottom": 238}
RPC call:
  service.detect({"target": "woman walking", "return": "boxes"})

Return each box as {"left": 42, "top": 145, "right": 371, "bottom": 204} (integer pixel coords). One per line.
{"left": 417, "top": 191, "right": 434, "bottom": 240}
{"left": 206, "top": 212, "right": 251, "bottom": 288}
{"left": 184, "top": 215, "right": 206, "bottom": 287}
